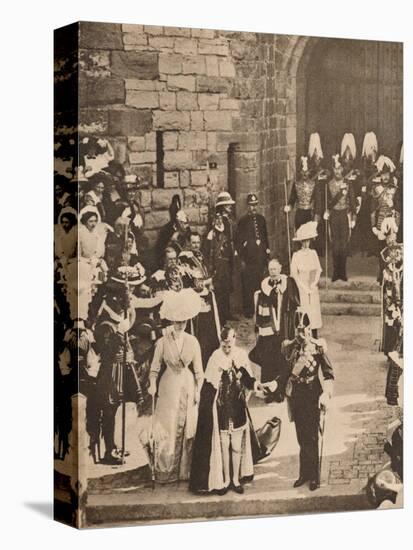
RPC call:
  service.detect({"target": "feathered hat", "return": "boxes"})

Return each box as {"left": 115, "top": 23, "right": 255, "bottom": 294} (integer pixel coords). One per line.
{"left": 110, "top": 262, "right": 147, "bottom": 286}
{"left": 376, "top": 155, "right": 396, "bottom": 174}
{"left": 308, "top": 132, "right": 323, "bottom": 160}
{"left": 362, "top": 132, "right": 378, "bottom": 159}
{"left": 292, "top": 220, "right": 318, "bottom": 241}
{"left": 341, "top": 133, "right": 357, "bottom": 160}
{"left": 160, "top": 288, "right": 202, "bottom": 322}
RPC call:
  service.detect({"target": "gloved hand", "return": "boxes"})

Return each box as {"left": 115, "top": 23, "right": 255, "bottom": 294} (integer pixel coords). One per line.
{"left": 284, "top": 205, "right": 291, "bottom": 213}
{"left": 318, "top": 392, "right": 331, "bottom": 411}
{"left": 349, "top": 220, "right": 356, "bottom": 229}
{"left": 372, "top": 227, "right": 379, "bottom": 236}
{"left": 148, "top": 380, "right": 157, "bottom": 397}
{"left": 323, "top": 211, "right": 330, "bottom": 221}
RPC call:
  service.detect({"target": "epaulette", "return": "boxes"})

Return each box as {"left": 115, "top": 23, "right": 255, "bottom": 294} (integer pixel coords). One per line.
{"left": 311, "top": 337, "right": 327, "bottom": 353}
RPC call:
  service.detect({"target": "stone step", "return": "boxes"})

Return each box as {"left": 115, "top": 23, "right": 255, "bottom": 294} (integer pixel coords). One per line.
{"left": 320, "top": 289, "right": 381, "bottom": 305}
{"left": 85, "top": 491, "right": 370, "bottom": 527}
{"left": 321, "top": 302, "right": 381, "bottom": 316}
{"left": 319, "top": 277, "right": 380, "bottom": 291}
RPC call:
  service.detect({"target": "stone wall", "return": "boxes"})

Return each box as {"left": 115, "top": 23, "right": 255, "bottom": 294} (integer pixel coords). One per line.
{"left": 60, "top": 22, "right": 307, "bottom": 261}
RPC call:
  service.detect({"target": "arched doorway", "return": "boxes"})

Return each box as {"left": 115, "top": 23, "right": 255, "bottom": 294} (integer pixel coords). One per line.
{"left": 296, "top": 37, "right": 403, "bottom": 161}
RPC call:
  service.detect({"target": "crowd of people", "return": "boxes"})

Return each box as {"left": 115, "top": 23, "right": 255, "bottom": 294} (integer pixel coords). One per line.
{"left": 54, "top": 129, "right": 403, "bottom": 496}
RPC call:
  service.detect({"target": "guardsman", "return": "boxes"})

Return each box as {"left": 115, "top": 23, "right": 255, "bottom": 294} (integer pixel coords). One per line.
{"left": 281, "top": 310, "right": 334, "bottom": 491}
{"left": 284, "top": 156, "right": 317, "bottom": 230}
{"left": 324, "top": 154, "right": 357, "bottom": 281}
{"left": 235, "top": 193, "right": 270, "bottom": 318}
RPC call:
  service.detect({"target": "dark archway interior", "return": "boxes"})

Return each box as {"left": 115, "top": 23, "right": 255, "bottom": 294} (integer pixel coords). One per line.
{"left": 297, "top": 38, "right": 403, "bottom": 162}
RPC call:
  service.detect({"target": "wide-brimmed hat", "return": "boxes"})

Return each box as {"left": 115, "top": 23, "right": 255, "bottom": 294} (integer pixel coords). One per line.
{"left": 292, "top": 221, "right": 318, "bottom": 241}
{"left": 215, "top": 191, "right": 235, "bottom": 208}
{"left": 160, "top": 288, "right": 202, "bottom": 322}
{"left": 110, "top": 262, "right": 146, "bottom": 286}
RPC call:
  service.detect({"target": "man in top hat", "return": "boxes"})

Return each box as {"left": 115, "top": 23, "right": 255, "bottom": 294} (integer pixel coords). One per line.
{"left": 179, "top": 232, "right": 221, "bottom": 368}
{"left": 281, "top": 310, "right": 334, "bottom": 491}
{"left": 284, "top": 156, "right": 318, "bottom": 230}
{"left": 324, "top": 154, "right": 357, "bottom": 281}
{"left": 235, "top": 193, "right": 270, "bottom": 318}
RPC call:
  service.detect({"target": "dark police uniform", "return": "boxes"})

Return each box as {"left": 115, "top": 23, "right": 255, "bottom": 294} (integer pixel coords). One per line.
{"left": 235, "top": 194, "right": 270, "bottom": 318}
{"left": 282, "top": 336, "right": 334, "bottom": 486}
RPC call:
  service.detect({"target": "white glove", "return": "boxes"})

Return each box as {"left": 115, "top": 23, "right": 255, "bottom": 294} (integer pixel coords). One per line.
{"left": 372, "top": 227, "right": 379, "bottom": 236}
{"left": 319, "top": 392, "right": 331, "bottom": 411}
{"left": 148, "top": 380, "right": 157, "bottom": 397}
{"left": 323, "top": 211, "right": 330, "bottom": 221}
{"left": 284, "top": 205, "right": 291, "bottom": 213}
{"left": 349, "top": 220, "right": 356, "bottom": 229}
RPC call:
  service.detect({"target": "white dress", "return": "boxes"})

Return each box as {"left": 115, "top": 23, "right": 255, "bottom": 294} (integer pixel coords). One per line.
{"left": 290, "top": 248, "right": 322, "bottom": 329}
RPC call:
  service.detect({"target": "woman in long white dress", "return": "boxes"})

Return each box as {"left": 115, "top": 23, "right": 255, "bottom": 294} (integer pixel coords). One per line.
{"left": 148, "top": 288, "right": 203, "bottom": 483}
{"left": 290, "top": 221, "right": 322, "bottom": 336}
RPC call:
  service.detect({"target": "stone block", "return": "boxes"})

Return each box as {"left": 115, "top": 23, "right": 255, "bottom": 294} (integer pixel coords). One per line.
{"left": 190, "top": 111, "right": 204, "bottom": 130}
{"left": 176, "top": 91, "right": 198, "bottom": 111}
{"left": 152, "top": 189, "right": 183, "bottom": 210}
{"left": 205, "top": 56, "right": 219, "bottom": 76}
{"left": 153, "top": 110, "right": 190, "bottom": 130}
{"left": 111, "top": 138, "right": 127, "bottom": 164}
{"left": 204, "top": 111, "right": 232, "bottom": 131}
{"left": 145, "top": 132, "right": 157, "bottom": 151}
{"left": 180, "top": 170, "right": 190, "bottom": 187}
{"left": 190, "top": 170, "right": 208, "bottom": 187}
{"left": 196, "top": 76, "right": 230, "bottom": 93}
{"left": 125, "top": 79, "right": 164, "bottom": 91}
{"left": 122, "top": 33, "right": 147, "bottom": 47}
{"left": 122, "top": 24, "right": 144, "bottom": 33}
{"left": 198, "top": 39, "right": 229, "bottom": 56}
{"left": 111, "top": 51, "right": 159, "bottom": 80}
{"left": 197, "top": 93, "right": 219, "bottom": 110}
{"left": 219, "top": 61, "right": 236, "bottom": 78}
{"left": 184, "top": 207, "right": 201, "bottom": 224}
{"left": 182, "top": 56, "right": 206, "bottom": 75}
{"left": 178, "top": 131, "right": 207, "bottom": 151}
{"left": 128, "top": 136, "right": 146, "bottom": 152}
{"left": 159, "top": 91, "right": 176, "bottom": 111}
{"left": 174, "top": 38, "right": 198, "bottom": 56}
{"left": 148, "top": 36, "right": 175, "bottom": 49}
{"left": 79, "top": 50, "right": 111, "bottom": 77}
{"left": 163, "top": 26, "right": 191, "bottom": 37}
{"left": 164, "top": 151, "right": 193, "bottom": 170}
{"left": 108, "top": 110, "right": 152, "bottom": 136}
{"left": 207, "top": 132, "right": 217, "bottom": 151}
{"left": 143, "top": 25, "right": 164, "bottom": 35}
{"left": 159, "top": 53, "right": 182, "bottom": 75}
{"left": 129, "top": 151, "right": 156, "bottom": 164}
{"left": 126, "top": 90, "right": 159, "bottom": 109}
{"left": 184, "top": 188, "right": 210, "bottom": 206}
{"left": 80, "top": 22, "right": 123, "bottom": 50}
{"left": 219, "top": 98, "right": 239, "bottom": 110}
{"left": 79, "top": 109, "right": 108, "bottom": 134}
{"left": 163, "top": 131, "right": 179, "bottom": 150}
{"left": 191, "top": 28, "right": 215, "bottom": 39}
{"left": 164, "top": 171, "right": 180, "bottom": 188}
{"left": 79, "top": 77, "right": 124, "bottom": 107}
{"left": 167, "top": 74, "right": 196, "bottom": 92}
{"left": 145, "top": 210, "right": 171, "bottom": 229}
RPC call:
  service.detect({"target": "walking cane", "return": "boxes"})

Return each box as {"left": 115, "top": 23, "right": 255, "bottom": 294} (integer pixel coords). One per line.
{"left": 284, "top": 178, "right": 292, "bottom": 266}
{"left": 318, "top": 407, "right": 326, "bottom": 487}
{"left": 150, "top": 394, "right": 156, "bottom": 490}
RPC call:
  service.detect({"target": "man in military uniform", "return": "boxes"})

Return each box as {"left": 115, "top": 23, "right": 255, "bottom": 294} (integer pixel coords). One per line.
{"left": 284, "top": 156, "right": 317, "bottom": 230}
{"left": 282, "top": 310, "right": 334, "bottom": 491}
{"left": 324, "top": 155, "right": 357, "bottom": 281}
{"left": 235, "top": 193, "right": 270, "bottom": 318}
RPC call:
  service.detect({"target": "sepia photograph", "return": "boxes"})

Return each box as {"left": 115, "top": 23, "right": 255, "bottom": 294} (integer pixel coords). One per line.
{"left": 53, "top": 20, "right": 403, "bottom": 528}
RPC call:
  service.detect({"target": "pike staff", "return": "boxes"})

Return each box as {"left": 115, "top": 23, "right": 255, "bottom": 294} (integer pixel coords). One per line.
{"left": 324, "top": 182, "right": 329, "bottom": 288}
{"left": 284, "top": 178, "right": 292, "bottom": 265}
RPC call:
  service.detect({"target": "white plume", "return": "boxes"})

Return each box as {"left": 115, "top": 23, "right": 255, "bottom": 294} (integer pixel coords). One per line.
{"left": 376, "top": 155, "right": 396, "bottom": 174}
{"left": 362, "top": 132, "right": 378, "bottom": 159}
{"left": 341, "top": 133, "right": 357, "bottom": 159}
{"left": 308, "top": 132, "right": 323, "bottom": 159}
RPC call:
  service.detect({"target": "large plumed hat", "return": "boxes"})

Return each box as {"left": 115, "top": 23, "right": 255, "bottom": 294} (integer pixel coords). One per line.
{"left": 376, "top": 155, "right": 396, "bottom": 174}
{"left": 362, "top": 132, "right": 378, "bottom": 159}
{"left": 308, "top": 132, "right": 324, "bottom": 160}
{"left": 110, "top": 262, "right": 147, "bottom": 286}
{"left": 292, "top": 220, "right": 318, "bottom": 241}
{"left": 160, "top": 288, "right": 202, "bottom": 322}
{"left": 341, "top": 133, "right": 357, "bottom": 160}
